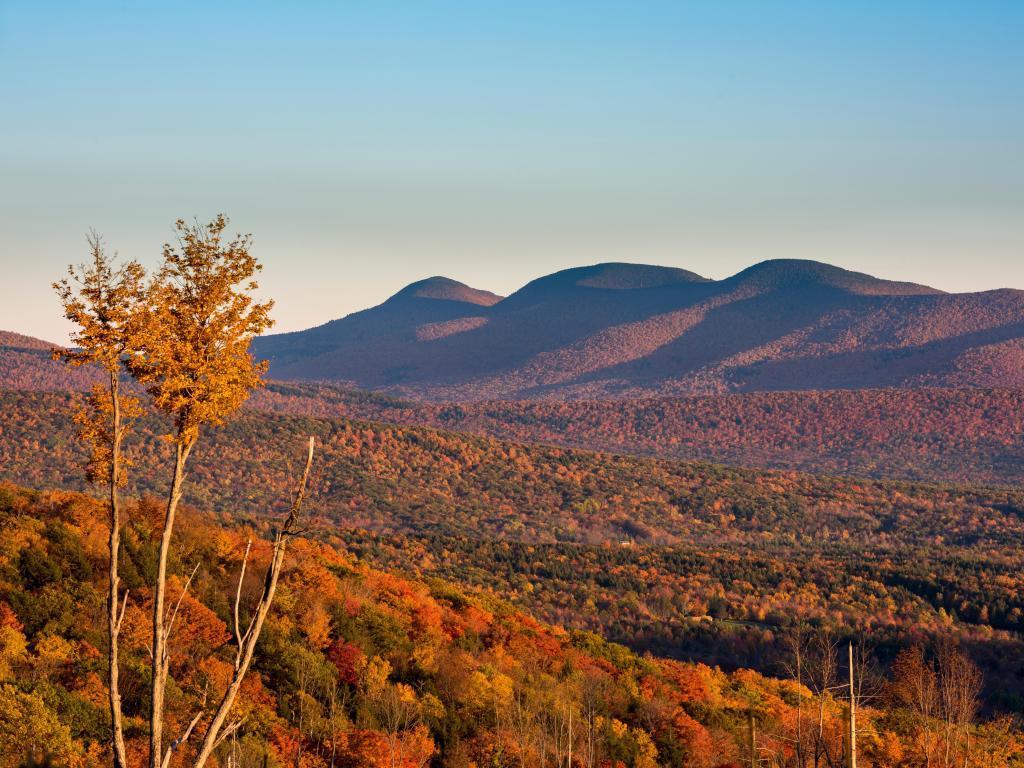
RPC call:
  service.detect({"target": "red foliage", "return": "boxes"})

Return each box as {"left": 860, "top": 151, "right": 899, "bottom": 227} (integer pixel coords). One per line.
{"left": 327, "top": 639, "right": 365, "bottom": 686}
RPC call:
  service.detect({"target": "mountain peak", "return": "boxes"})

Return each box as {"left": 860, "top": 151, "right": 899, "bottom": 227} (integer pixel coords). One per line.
{"left": 388, "top": 276, "right": 503, "bottom": 306}
{"left": 729, "top": 259, "right": 944, "bottom": 296}
{"left": 570, "top": 262, "right": 710, "bottom": 290}
{"left": 506, "top": 262, "right": 709, "bottom": 304}
{"left": 253, "top": 257, "right": 1021, "bottom": 396}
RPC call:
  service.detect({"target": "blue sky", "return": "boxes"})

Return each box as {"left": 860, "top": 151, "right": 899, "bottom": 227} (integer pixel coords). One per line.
{"left": 1, "top": 1, "right": 1022, "bottom": 341}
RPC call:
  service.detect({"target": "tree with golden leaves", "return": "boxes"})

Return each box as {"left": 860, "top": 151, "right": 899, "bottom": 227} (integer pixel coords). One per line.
{"left": 123, "top": 215, "right": 276, "bottom": 767}
{"left": 54, "top": 234, "right": 147, "bottom": 768}
{"left": 56, "top": 216, "right": 315, "bottom": 768}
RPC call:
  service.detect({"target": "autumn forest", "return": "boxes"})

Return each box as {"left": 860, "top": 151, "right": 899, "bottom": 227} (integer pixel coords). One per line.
{"left": 1, "top": 216, "right": 1023, "bottom": 768}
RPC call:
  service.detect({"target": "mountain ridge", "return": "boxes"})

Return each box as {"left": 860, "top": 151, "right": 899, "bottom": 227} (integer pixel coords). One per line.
{"left": 6, "top": 259, "right": 1024, "bottom": 399}
{"left": 249, "top": 259, "right": 1024, "bottom": 398}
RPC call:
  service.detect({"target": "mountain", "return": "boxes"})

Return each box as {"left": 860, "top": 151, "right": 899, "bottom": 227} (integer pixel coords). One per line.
{"left": 390, "top": 274, "right": 504, "bottom": 305}
{"left": 251, "top": 259, "right": 1024, "bottom": 399}
{"left": 720, "top": 259, "right": 941, "bottom": 296}
{"left": 0, "top": 331, "right": 102, "bottom": 391}
{"left": 0, "top": 331, "right": 57, "bottom": 350}
{"left": 253, "top": 276, "right": 503, "bottom": 375}
{"left": 8, "top": 326, "right": 1024, "bottom": 487}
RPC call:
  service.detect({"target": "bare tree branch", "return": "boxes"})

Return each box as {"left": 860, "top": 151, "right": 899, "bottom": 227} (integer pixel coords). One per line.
{"left": 165, "top": 561, "right": 202, "bottom": 650}
{"left": 191, "top": 436, "right": 315, "bottom": 768}
{"left": 232, "top": 538, "right": 252, "bottom": 653}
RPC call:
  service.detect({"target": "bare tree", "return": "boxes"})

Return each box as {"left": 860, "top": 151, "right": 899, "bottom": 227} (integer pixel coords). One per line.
{"left": 891, "top": 645, "right": 940, "bottom": 767}
{"left": 847, "top": 642, "right": 856, "bottom": 768}
{"left": 937, "top": 640, "right": 983, "bottom": 768}
{"left": 580, "top": 674, "right": 611, "bottom": 768}
{"left": 781, "top": 624, "right": 810, "bottom": 768}
{"left": 325, "top": 674, "right": 352, "bottom": 768}
{"left": 891, "top": 641, "right": 980, "bottom": 768}
{"left": 800, "top": 629, "right": 845, "bottom": 768}
{"left": 506, "top": 687, "right": 538, "bottom": 768}
{"left": 845, "top": 639, "right": 882, "bottom": 768}
{"left": 373, "top": 683, "right": 425, "bottom": 768}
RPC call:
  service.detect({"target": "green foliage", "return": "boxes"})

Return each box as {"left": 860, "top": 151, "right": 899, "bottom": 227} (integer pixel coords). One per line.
{"left": 0, "top": 684, "right": 82, "bottom": 766}
{"left": 0, "top": 487, "right": 18, "bottom": 515}
{"left": 16, "top": 548, "right": 61, "bottom": 591}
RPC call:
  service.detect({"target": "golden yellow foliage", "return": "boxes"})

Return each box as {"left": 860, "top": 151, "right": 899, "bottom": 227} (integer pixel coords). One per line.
{"left": 127, "top": 214, "right": 274, "bottom": 444}
{"left": 0, "top": 683, "right": 85, "bottom": 767}
{"left": 54, "top": 236, "right": 146, "bottom": 486}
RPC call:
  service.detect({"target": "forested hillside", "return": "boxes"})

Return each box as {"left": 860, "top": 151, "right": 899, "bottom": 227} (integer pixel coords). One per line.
{"left": 5, "top": 331, "right": 1024, "bottom": 487}
{"left": 251, "top": 384, "right": 1024, "bottom": 487}
{"left": 2, "top": 484, "right": 1022, "bottom": 767}
{"left": 3, "top": 390, "right": 1024, "bottom": 720}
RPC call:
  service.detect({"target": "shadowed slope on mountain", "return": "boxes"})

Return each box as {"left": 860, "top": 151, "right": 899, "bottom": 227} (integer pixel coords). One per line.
{"left": 252, "top": 259, "right": 1024, "bottom": 398}
{"left": 252, "top": 276, "right": 502, "bottom": 375}
{"left": 254, "top": 263, "right": 719, "bottom": 387}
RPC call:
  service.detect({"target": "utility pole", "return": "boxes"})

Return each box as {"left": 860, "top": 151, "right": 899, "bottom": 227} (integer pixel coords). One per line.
{"left": 848, "top": 641, "right": 857, "bottom": 768}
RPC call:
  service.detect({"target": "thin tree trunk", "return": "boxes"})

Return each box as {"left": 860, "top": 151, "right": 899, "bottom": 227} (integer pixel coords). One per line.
{"left": 796, "top": 640, "right": 804, "bottom": 768}
{"left": 192, "top": 437, "right": 314, "bottom": 768}
{"left": 567, "top": 703, "right": 572, "bottom": 768}
{"left": 329, "top": 681, "right": 338, "bottom": 768}
{"left": 815, "top": 698, "right": 825, "bottom": 768}
{"left": 150, "top": 439, "right": 193, "bottom": 768}
{"left": 108, "top": 372, "right": 128, "bottom": 768}
{"left": 848, "top": 642, "right": 857, "bottom": 768}
{"left": 295, "top": 659, "right": 307, "bottom": 768}
{"left": 192, "top": 519, "right": 284, "bottom": 765}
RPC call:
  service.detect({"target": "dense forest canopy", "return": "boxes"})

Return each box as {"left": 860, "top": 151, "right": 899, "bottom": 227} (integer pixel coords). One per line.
{"left": 5, "top": 330, "right": 1024, "bottom": 488}
{"left": 1, "top": 484, "right": 1021, "bottom": 767}
{"left": 3, "top": 390, "right": 1024, "bottom": 730}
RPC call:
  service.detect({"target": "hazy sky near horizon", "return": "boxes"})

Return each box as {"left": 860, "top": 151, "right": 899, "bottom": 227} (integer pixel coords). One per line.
{"left": 1, "top": 1, "right": 1022, "bottom": 343}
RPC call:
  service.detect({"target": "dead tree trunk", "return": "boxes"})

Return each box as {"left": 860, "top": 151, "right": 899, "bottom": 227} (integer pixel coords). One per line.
{"left": 191, "top": 437, "right": 316, "bottom": 768}
{"left": 107, "top": 371, "right": 129, "bottom": 768}
{"left": 748, "top": 709, "right": 756, "bottom": 768}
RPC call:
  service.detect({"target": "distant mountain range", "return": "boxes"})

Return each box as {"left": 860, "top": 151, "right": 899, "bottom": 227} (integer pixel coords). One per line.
{"left": 252, "top": 259, "right": 1024, "bottom": 399}
{"left": 4, "top": 327, "right": 1024, "bottom": 484}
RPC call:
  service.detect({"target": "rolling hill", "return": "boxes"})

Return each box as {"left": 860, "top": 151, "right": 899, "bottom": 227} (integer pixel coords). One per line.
{"left": 251, "top": 259, "right": 1024, "bottom": 399}
{"left": 3, "top": 330, "right": 1023, "bottom": 487}
{"left": 250, "top": 383, "right": 1024, "bottom": 487}
{"left": 0, "top": 330, "right": 99, "bottom": 391}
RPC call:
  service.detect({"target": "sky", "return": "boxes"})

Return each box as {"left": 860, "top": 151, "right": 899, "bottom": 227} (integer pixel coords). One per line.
{"left": 1, "top": 1, "right": 1022, "bottom": 343}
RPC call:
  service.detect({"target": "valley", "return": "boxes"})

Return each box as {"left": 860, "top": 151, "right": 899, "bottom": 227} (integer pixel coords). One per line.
{"left": 3, "top": 390, "right": 1023, "bottom": 717}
